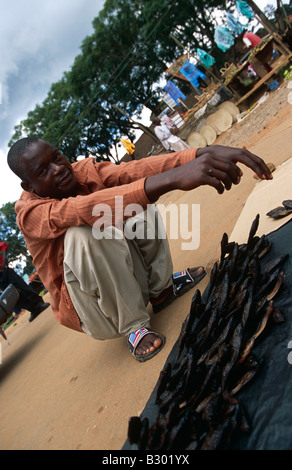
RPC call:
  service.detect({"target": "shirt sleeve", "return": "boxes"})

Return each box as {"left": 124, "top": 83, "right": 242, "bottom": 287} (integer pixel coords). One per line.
{"left": 94, "top": 148, "right": 197, "bottom": 187}
{"left": 16, "top": 149, "right": 197, "bottom": 240}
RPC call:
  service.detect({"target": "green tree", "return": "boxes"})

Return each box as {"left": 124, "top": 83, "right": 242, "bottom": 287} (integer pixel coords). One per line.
{"left": 0, "top": 202, "right": 34, "bottom": 275}
{"left": 9, "top": 0, "right": 236, "bottom": 161}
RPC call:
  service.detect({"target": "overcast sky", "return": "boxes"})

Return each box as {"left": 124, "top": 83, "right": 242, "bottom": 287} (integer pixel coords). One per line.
{"left": 0, "top": 0, "right": 285, "bottom": 206}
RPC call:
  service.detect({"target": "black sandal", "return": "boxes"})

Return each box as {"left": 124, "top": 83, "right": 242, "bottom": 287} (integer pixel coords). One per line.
{"left": 151, "top": 267, "right": 206, "bottom": 314}
{"left": 127, "top": 328, "right": 165, "bottom": 362}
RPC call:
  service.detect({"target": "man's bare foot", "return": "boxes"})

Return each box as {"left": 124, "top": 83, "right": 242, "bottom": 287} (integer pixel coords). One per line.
{"left": 188, "top": 266, "right": 205, "bottom": 278}
{"left": 135, "top": 333, "right": 162, "bottom": 356}
{"left": 128, "top": 329, "right": 165, "bottom": 362}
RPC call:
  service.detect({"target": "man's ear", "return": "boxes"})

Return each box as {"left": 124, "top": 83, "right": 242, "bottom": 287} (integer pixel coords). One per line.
{"left": 21, "top": 181, "right": 34, "bottom": 193}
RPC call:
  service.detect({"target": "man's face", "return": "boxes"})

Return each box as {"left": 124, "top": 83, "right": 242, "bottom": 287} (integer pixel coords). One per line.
{"left": 21, "top": 139, "right": 78, "bottom": 199}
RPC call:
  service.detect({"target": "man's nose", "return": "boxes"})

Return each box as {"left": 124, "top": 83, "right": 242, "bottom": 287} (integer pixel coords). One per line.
{"left": 51, "top": 162, "right": 63, "bottom": 174}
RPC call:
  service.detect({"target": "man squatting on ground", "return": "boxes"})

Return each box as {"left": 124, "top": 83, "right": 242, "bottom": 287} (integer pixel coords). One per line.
{"left": 7, "top": 138, "right": 272, "bottom": 361}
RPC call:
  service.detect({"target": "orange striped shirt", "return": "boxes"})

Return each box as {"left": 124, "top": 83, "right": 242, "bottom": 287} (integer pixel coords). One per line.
{"left": 15, "top": 149, "right": 197, "bottom": 332}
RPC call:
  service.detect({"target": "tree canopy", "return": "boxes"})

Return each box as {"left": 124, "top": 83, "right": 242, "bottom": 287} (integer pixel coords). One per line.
{"left": 0, "top": 202, "right": 34, "bottom": 275}
{"left": 9, "top": 0, "right": 241, "bottom": 162}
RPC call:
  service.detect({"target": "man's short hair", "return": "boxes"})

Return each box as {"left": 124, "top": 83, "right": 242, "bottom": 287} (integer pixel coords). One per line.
{"left": 7, "top": 137, "right": 41, "bottom": 180}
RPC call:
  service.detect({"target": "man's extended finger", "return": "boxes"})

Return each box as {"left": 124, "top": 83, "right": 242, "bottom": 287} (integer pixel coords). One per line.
{"left": 238, "top": 149, "right": 273, "bottom": 179}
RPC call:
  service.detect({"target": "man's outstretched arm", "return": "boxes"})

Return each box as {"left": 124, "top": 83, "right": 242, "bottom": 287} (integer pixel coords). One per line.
{"left": 144, "top": 145, "right": 272, "bottom": 203}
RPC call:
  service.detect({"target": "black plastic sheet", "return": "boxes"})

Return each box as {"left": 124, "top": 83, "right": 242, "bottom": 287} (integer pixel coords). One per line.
{"left": 123, "top": 219, "right": 292, "bottom": 450}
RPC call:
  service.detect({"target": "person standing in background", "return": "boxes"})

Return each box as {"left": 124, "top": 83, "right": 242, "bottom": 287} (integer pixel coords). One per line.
{"left": 153, "top": 118, "right": 191, "bottom": 152}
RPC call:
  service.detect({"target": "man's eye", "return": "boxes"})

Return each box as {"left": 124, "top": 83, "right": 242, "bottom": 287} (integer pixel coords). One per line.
{"left": 39, "top": 167, "right": 47, "bottom": 176}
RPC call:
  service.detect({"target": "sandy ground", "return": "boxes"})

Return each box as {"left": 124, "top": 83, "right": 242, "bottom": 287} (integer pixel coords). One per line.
{"left": 1, "top": 80, "right": 292, "bottom": 450}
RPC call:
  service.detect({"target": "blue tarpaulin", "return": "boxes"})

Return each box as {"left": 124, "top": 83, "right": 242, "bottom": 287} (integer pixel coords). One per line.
{"left": 163, "top": 80, "right": 186, "bottom": 104}
{"left": 179, "top": 61, "right": 206, "bottom": 87}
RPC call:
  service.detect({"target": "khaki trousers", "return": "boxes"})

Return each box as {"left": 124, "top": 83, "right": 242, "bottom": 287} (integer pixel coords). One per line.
{"left": 63, "top": 206, "right": 173, "bottom": 340}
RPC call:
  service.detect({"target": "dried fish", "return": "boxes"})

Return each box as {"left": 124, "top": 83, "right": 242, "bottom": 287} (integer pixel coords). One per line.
{"left": 254, "top": 268, "right": 283, "bottom": 301}
{"left": 193, "top": 362, "right": 219, "bottom": 407}
{"left": 217, "top": 272, "right": 230, "bottom": 311}
{"left": 158, "top": 379, "right": 185, "bottom": 414}
{"left": 247, "top": 213, "right": 259, "bottom": 248}
{"left": 228, "top": 243, "right": 239, "bottom": 279}
{"left": 195, "top": 389, "right": 222, "bottom": 414}
{"left": 220, "top": 232, "right": 229, "bottom": 267}
{"left": 127, "top": 215, "right": 288, "bottom": 451}
{"left": 238, "top": 404, "right": 251, "bottom": 433}
{"left": 165, "top": 408, "right": 193, "bottom": 449}
{"left": 282, "top": 199, "right": 292, "bottom": 209}
{"left": 266, "top": 272, "right": 285, "bottom": 301}
{"left": 227, "top": 275, "right": 251, "bottom": 312}
{"left": 253, "top": 300, "right": 274, "bottom": 339}
{"left": 241, "top": 291, "right": 253, "bottom": 329}
{"left": 264, "top": 255, "right": 288, "bottom": 274}
{"left": 229, "top": 355, "right": 262, "bottom": 395}
{"left": 196, "top": 308, "right": 218, "bottom": 352}
{"left": 198, "top": 320, "right": 233, "bottom": 365}
{"left": 266, "top": 206, "right": 292, "bottom": 219}
{"left": 237, "top": 337, "right": 255, "bottom": 366}
{"left": 230, "top": 368, "right": 259, "bottom": 395}
{"left": 221, "top": 323, "right": 243, "bottom": 388}
{"left": 201, "top": 391, "right": 222, "bottom": 427}
{"left": 128, "top": 416, "right": 142, "bottom": 445}
{"left": 156, "top": 362, "right": 172, "bottom": 404}
{"left": 258, "top": 241, "right": 272, "bottom": 259}
{"left": 250, "top": 234, "right": 269, "bottom": 258}
{"left": 138, "top": 417, "right": 149, "bottom": 450}
{"left": 200, "top": 416, "right": 232, "bottom": 450}
{"left": 147, "top": 421, "right": 165, "bottom": 450}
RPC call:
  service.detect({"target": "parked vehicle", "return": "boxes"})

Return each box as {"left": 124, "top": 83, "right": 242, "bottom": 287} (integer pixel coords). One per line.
{"left": 0, "top": 284, "right": 19, "bottom": 343}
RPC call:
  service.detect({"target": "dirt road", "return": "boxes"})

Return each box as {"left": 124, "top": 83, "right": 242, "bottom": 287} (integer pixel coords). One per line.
{"left": 1, "top": 81, "right": 292, "bottom": 450}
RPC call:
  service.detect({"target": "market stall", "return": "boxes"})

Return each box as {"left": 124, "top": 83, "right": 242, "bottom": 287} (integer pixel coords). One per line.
{"left": 224, "top": 34, "right": 292, "bottom": 106}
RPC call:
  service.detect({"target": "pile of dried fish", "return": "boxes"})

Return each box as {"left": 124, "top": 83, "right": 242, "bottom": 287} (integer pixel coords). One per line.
{"left": 127, "top": 214, "right": 288, "bottom": 450}
{"left": 267, "top": 200, "right": 292, "bottom": 219}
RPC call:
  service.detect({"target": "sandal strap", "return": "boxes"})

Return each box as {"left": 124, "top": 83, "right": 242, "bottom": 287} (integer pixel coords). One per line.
{"left": 128, "top": 327, "right": 150, "bottom": 355}
{"left": 172, "top": 268, "right": 194, "bottom": 296}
